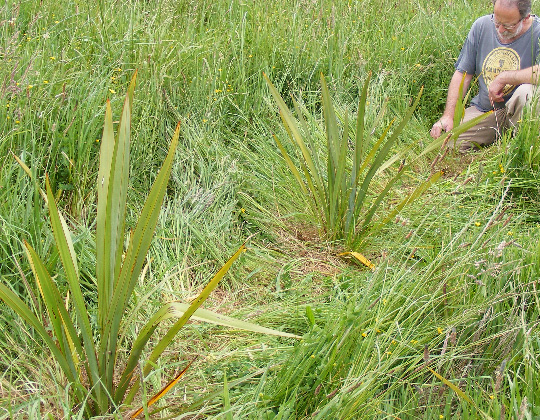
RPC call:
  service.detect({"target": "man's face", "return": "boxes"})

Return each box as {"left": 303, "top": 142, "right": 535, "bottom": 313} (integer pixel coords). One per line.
{"left": 492, "top": 1, "right": 526, "bottom": 42}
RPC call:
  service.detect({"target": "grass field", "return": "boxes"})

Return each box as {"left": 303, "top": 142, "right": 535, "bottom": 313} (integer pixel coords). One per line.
{"left": 1, "top": 0, "right": 539, "bottom": 418}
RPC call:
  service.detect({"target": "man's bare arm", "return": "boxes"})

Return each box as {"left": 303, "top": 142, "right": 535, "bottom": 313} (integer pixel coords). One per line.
{"left": 488, "top": 65, "right": 540, "bottom": 103}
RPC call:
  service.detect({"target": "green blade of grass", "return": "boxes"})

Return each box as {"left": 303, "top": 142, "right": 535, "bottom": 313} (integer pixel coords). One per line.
{"left": 359, "top": 165, "right": 407, "bottom": 235}
{"left": 264, "top": 73, "right": 325, "bottom": 206}
{"left": 273, "top": 134, "right": 309, "bottom": 196}
{"left": 364, "top": 171, "right": 442, "bottom": 242}
{"left": 22, "top": 241, "right": 84, "bottom": 383}
{"left": 11, "top": 152, "right": 47, "bottom": 203}
{"left": 0, "top": 282, "right": 74, "bottom": 386}
{"left": 44, "top": 178, "right": 103, "bottom": 406}
{"left": 223, "top": 371, "right": 233, "bottom": 420}
{"left": 96, "top": 99, "right": 115, "bottom": 330}
{"left": 353, "top": 87, "right": 423, "bottom": 222}
{"left": 321, "top": 74, "right": 349, "bottom": 236}
{"left": 428, "top": 367, "right": 474, "bottom": 405}
{"left": 345, "top": 74, "right": 371, "bottom": 234}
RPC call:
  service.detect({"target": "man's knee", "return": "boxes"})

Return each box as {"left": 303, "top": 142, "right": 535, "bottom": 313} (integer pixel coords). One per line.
{"left": 506, "top": 84, "right": 535, "bottom": 122}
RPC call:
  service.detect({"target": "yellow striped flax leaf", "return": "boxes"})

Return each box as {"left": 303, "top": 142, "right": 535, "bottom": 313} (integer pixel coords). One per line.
{"left": 339, "top": 251, "right": 375, "bottom": 270}
{"left": 129, "top": 359, "right": 196, "bottom": 419}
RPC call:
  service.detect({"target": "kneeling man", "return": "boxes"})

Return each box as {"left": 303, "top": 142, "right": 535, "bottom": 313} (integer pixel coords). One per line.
{"left": 430, "top": 0, "right": 540, "bottom": 151}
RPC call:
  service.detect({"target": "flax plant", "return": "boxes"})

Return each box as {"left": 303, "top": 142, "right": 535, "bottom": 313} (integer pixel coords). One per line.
{"left": 264, "top": 73, "right": 487, "bottom": 248}
{"left": 0, "top": 74, "right": 296, "bottom": 417}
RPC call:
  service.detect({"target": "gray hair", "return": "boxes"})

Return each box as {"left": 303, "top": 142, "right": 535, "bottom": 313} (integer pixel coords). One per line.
{"left": 492, "top": 0, "right": 532, "bottom": 18}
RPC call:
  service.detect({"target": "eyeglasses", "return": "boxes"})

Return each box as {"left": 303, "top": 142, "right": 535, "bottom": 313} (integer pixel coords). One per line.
{"left": 491, "top": 13, "right": 524, "bottom": 31}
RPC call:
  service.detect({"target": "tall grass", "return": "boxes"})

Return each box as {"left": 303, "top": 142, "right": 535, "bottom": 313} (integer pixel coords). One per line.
{"left": 2, "top": 0, "right": 539, "bottom": 418}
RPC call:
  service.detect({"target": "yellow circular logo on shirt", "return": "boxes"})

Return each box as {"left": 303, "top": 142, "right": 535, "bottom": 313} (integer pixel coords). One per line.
{"left": 482, "top": 47, "right": 520, "bottom": 95}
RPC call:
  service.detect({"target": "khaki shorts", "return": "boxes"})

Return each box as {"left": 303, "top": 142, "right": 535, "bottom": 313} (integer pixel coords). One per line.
{"left": 449, "top": 84, "right": 536, "bottom": 152}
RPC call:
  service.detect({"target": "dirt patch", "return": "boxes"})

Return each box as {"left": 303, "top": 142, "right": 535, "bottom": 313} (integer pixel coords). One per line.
{"left": 430, "top": 146, "right": 497, "bottom": 180}
{"left": 274, "top": 224, "right": 345, "bottom": 277}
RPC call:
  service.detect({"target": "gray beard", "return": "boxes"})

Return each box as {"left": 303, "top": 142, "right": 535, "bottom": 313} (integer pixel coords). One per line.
{"left": 498, "top": 20, "right": 524, "bottom": 42}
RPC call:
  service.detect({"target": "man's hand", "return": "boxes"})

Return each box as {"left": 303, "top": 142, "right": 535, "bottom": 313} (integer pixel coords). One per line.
{"left": 488, "top": 76, "right": 508, "bottom": 104}
{"left": 430, "top": 115, "right": 454, "bottom": 139}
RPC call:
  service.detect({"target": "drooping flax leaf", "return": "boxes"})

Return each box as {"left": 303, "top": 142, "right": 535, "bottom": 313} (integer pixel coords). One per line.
{"left": 169, "top": 303, "right": 302, "bottom": 339}
{"left": 149, "top": 243, "right": 246, "bottom": 363}
{"left": 418, "top": 111, "right": 493, "bottom": 158}
{"left": 116, "top": 274, "right": 293, "bottom": 400}
{"left": 339, "top": 251, "right": 375, "bottom": 270}
{"left": 124, "top": 243, "right": 247, "bottom": 405}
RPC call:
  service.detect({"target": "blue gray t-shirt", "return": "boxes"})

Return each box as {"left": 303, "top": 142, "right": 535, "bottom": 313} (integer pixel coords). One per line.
{"left": 455, "top": 14, "right": 540, "bottom": 112}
